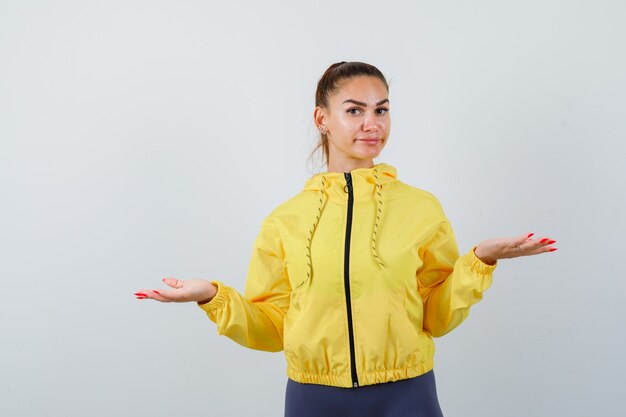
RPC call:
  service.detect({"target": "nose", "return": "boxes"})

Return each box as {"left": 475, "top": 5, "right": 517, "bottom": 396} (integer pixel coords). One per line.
{"left": 362, "top": 113, "right": 379, "bottom": 132}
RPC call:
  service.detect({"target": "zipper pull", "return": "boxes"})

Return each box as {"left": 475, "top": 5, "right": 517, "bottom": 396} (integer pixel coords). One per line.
{"left": 344, "top": 173, "right": 353, "bottom": 193}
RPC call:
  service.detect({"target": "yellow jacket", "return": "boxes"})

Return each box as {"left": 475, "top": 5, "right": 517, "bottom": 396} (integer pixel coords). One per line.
{"left": 198, "top": 162, "right": 497, "bottom": 388}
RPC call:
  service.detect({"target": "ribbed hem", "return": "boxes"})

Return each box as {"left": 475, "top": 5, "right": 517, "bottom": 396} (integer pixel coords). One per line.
{"left": 466, "top": 247, "right": 498, "bottom": 274}
{"left": 197, "top": 280, "right": 228, "bottom": 313}
{"left": 286, "top": 359, "right": 434, "bottom": 388}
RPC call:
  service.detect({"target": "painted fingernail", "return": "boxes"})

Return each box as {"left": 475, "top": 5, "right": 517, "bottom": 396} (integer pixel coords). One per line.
{"left": 540, "top": 238, "right": 548, "bottom": 243}
{"left": 134, "top": 292, "right": 147, "bottom": 296}
{"left": 527, "top": 233, "right": 534, "bottom": 238}
{"left": 153, "top": 290, "right": 160, "bottom": 295}
{"left": 136, "top": 296, "right": 146, "bottom": 299}
{"left": 547, "top": 240, "right": 556, "bottom": 244}
{"left": 549, "top": 248, "right": 557, "bottom": 252}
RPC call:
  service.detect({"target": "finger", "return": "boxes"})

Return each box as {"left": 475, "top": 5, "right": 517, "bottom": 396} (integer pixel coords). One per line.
{"left": 539, "top": 241, "right": 557, "bottom": 252}
{"left": 538, "top": 237, "right": 555, "bottom": 244}
{"left": 527, "top": 246, "right": 557, "bottom": 256}
{"left": 513, "top": 232, "right": 534, "bottom": 246}
{"left": 506, "top": 233, "right": 534, "bottom": 255}
{"left": 522, "top": 242, "right": 558, "bottom": 256}
{"left": 134, "top": 289, "right": 153, "bottom": 300}
{"left": 163, "top": 277, "right": 184, "bottom": 289}
{"left": 150, "top": 289, "right": 178, "bottom": 302}
{"left": 519, "top": 235, "right": 553, "bottom": 250}
{"left": 134, "top": 288, "right": 179, "bottom": 302}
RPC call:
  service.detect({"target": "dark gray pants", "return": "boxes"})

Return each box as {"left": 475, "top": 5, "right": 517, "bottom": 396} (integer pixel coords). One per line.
{"left": 284, "top": 369, "right": 444, "bottom": 417}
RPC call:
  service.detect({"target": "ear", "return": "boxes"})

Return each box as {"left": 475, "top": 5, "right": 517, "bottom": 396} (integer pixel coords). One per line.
{"left": 313, "top": 106, "right": 327, "bottom": 130}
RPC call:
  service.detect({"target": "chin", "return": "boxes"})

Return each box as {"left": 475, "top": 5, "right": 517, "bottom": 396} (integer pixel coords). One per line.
{"left": 356, "top": 151, "right": 383, "bottom": 159}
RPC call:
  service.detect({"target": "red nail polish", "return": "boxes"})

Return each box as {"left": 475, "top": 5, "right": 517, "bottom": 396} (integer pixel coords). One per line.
{"left": 549, "top": 248, "right": 557, "bottom": 252}
{"left": 135, "top": 292, "right": 147, "bottom": 296}
{"left": 540, "top": 238, "right": 548, "bottom": 243}
{"left": 153, "top": 290, "right": 160, "bottom": 295}
{"left": 548, "top": 240, "right": 556, "bottom": 244}
{"left": 527, "top": 233, "right": 534, "bottom": 238}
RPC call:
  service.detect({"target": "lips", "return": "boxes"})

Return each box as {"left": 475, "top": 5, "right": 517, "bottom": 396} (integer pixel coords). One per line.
{"left": 357, "top": 138, "right": 381, "bottom": 143}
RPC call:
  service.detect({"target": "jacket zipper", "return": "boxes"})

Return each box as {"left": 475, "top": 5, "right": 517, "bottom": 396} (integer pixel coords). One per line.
{"left": 343, "top": 172, "right": 359, "bottom": 387}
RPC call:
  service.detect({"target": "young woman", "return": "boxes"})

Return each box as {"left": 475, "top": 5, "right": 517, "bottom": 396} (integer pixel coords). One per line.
{"left": 134, "top": 61, "right": 556, "bottom": 417}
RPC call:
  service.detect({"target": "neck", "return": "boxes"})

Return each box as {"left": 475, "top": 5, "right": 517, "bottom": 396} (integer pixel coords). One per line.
{"left": 326, "top": 157, "right": 375, "bottom": 174}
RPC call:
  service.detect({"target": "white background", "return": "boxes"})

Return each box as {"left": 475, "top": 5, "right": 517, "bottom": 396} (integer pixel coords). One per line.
{"left": 1, "top": 1, "right": 624, "bottom": 416}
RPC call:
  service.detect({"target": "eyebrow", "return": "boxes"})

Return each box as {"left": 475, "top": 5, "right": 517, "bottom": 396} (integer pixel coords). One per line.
{"left": 342, "top": 98, "right": 389, "bottom": 106}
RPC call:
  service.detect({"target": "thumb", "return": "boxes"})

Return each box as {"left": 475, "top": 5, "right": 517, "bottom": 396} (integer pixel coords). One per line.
{"left": 162, "top": 277, "right": 184, "bottom": 289}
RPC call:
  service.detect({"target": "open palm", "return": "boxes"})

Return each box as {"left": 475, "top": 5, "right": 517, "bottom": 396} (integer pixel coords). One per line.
{"left": 134, "top": 278, "right": 216, "bottom": 303}
{"left": 474, "top": 232, "right": 557, "bottom": 264}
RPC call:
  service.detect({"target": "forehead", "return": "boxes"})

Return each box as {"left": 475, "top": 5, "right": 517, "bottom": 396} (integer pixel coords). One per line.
{"left": 331, "top": 76, "right": 388, "bottom": 102}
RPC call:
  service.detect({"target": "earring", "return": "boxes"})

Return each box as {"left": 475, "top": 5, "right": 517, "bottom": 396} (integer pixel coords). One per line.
{"left": 319, "top": 126, "right": 327, "bottom": 135}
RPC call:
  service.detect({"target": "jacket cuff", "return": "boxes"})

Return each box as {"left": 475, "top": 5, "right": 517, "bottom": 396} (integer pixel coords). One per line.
{"left": 197, "top": 280, "right": 228, "bottom": 313}
{"left": 466, "top": 246, "right": 498, "bottom": 274}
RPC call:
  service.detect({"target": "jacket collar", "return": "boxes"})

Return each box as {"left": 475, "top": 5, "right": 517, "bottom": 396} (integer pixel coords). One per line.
{"left": 303, "top": 162, "right": 398, "bottom": 191}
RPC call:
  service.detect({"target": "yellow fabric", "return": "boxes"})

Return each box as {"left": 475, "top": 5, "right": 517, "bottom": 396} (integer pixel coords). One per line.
{"left": 198, "top": 162, "right": 497, "bottom": 388}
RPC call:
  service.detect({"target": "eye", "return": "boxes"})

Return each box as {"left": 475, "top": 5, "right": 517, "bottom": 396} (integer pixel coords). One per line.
{"left": 347, "top": 107, "right": 361, "bottom": 115}
{"left": 376, "top": 107, "right": 390, "bottom": 115}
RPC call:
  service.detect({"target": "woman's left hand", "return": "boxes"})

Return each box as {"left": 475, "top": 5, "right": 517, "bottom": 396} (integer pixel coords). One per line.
{"left": 473, "top": 233, "right": 557, "bottom": 265}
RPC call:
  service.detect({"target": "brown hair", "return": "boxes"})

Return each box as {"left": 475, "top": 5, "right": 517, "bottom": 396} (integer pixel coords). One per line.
{"left": 308, "top": 61, "right": 389, "bottom": 170}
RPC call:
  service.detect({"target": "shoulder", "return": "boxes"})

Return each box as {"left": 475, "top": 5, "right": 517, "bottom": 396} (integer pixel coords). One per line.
{"left": 258, "top": 191, "right": 312, "bottom": 229}
{"left": 267, "top": 191, "right": 310, "bottom": 218}
{"left": 389, "top": 180, "right": 446, "bottom": 215}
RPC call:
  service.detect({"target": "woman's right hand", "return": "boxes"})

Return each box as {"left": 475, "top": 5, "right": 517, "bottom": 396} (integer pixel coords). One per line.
{"left": 134, "top": 278, "right": 217, "bottom": 304}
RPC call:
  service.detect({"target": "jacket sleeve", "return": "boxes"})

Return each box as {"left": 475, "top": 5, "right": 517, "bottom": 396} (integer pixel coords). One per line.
{"left": 197, "top": 214, "right": 290, "bottom": 352}
{"left": 417, "top": 215, "right": 497, "bottom": 338}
